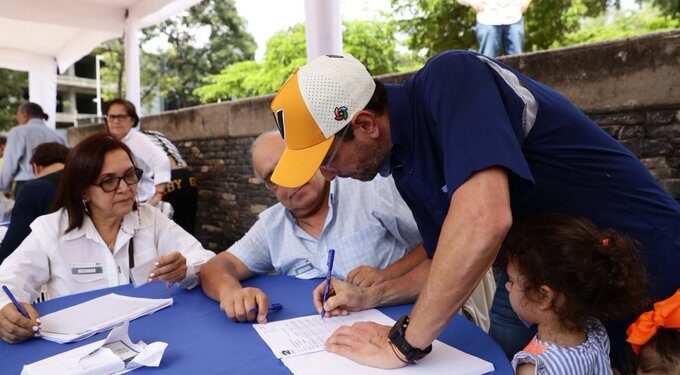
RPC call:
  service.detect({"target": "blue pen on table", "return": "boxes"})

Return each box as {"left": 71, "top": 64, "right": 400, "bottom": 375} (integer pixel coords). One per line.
{"left": 249, "top": 303, "right": 283, "bottom": 314}
{"left": 2, "top": 285, "right": 39, "bottom": 334}
{"left": 320, "top": 248, "right": 336, "bottom": 318}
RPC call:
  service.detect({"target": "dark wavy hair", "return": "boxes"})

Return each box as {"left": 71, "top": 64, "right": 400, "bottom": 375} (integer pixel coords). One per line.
{"left": 53, "top": 132, "right": 137, "bottom": 233}
{"left": 30, "top": 142, "right": 70, "bottom": 167}
{"left": 104, "top": 98, "right": 140, "bottom": 127}
{"left": 502, "top": 212, "right": 650, "bottom": 329}
{"left": 637, "top": 328, "right": 680, "bottom": 373}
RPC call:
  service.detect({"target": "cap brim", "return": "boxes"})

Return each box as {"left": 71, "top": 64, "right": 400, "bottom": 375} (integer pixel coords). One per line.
{"left": 271, "top": 136, "right": 335, "bottom": 188}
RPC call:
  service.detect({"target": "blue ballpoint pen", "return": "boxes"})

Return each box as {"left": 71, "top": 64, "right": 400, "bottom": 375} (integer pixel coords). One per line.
{"left": 249, "top": 303, "right": 283, "bottom": 314}
{"left": 2, "top": 285, "right": 39, "bottom": 334}
{"left": 320, "top": 248, "right": 336, "bottom": 318}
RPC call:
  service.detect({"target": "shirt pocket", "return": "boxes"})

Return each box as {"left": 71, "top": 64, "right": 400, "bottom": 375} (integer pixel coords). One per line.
{"left": 69, "top": 261, "right": 105, "bottom": 283}
{"left": 331, "top": 226, "right": 390, "bottom": 277}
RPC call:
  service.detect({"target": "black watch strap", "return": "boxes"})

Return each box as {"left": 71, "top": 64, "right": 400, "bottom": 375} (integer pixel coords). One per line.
{"left": 388, "top": 315, "right": 433, "bottom": 363}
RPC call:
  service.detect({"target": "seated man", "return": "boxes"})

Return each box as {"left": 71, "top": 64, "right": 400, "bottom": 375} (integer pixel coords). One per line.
{"left": 200, "top": 131, "right": 427, "bottom": 323}
{"left": 0, "top": 142, "right": 69, "bottom": 263}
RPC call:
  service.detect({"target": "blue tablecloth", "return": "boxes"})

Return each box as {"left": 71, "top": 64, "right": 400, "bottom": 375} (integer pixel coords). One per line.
{"left": 1, "top": 275, "right": 512, "bottom": 374}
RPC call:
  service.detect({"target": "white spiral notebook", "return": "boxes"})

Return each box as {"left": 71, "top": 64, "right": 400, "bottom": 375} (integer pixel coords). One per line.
{"left": 38, "top": 294, "right": 173, "bottom": 344}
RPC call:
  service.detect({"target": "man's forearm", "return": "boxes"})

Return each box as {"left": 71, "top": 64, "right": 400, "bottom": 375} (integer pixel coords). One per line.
{"left": 404, "top": 168, "right": 512, "bottom": 349}
{"left": 371, "top": 258, "right": 431, "bottom": 307}
{"left": 382, "top": 244, "right": 427, "bottom": 279}
{"left": 200, "top": 255, "right": 249, "bottom": 302}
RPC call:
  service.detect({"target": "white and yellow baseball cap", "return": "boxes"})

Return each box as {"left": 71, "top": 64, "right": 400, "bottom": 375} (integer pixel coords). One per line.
{"left": 270, "top": 54, "right": 375, "bottom": 188}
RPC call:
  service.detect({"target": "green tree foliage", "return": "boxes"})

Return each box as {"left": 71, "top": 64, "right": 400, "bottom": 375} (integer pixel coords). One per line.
{"left": 554, "top": 4, "right": 680, "bottom": 47}
{"left": 95, "top": 0, "right": 255, "bottom": 110}
{"left": 390, "top": 0, "right": 619, "bottom": 57}
{"left": 0, "top": 69, "right": 27, "bottom": 131}
{"left": 195, "top": 20, "right": 403, "bottom": 103}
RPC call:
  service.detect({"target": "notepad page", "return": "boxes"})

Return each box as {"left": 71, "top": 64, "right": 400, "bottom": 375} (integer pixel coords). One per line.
{"left": 39, "top": 294, "right": 172, "bottom": 335}
{"left": 253, "top": 309, "right": 395, "bottom": 359}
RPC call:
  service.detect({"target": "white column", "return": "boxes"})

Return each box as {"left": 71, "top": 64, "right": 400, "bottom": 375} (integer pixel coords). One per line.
{"left": 304, "top": 0, "right": 343, "bottom": 60}
{"left": 124, "top": 21, "right": 141, "bottom": 113}
{"left": 28, "top": 57, "right": 58, "bottom": 129}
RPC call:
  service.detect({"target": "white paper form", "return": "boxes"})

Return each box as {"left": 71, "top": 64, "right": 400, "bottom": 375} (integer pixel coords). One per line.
{"left": 282, "top": 341, "right": 494, "bottom": 375}
{"left": 21, "top": 321, "right": 168, "bottom": 375}
{"left": 253, "top": 309, "right": 394, "bottom": 359}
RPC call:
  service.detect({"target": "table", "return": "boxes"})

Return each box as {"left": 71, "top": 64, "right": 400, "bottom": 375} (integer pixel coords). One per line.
{"left": 1, "top": 275, "right": 512, "bottom": 374}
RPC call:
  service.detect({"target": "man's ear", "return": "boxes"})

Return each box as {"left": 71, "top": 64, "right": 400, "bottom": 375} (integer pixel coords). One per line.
{"left": 351, "top": 110, "right": 380, "bottom": 140}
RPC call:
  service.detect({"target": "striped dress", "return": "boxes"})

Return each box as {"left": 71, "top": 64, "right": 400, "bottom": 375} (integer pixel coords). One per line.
{"left": 511, "top": 319, "right": 612, "bottom": 374}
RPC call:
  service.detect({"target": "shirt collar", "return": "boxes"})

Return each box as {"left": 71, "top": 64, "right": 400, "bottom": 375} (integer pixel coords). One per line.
{"left": 25, "top": 118, "right": 46, "bottom": 127}
{"left": 385, "top": 83, "right": 414, "bottom": 173}
{"left": 62, "top": 206, "right": 148, "bottom": 241}
{"left": 386, "top": 83, "right": 414, "bottom": 151}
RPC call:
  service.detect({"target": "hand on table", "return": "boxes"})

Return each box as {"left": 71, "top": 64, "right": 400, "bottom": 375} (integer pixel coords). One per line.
{"left": 312, "top": 277, "right": 375, "bottom": 317}
{"left": 0, "top": 302, "right": 40, "bottom": 344}
{"left": 219, "top": 287, "right": 270, "bottom": 323}
{"left": 346, "top": 265, "right": 390, "bottom": 287}
{"left": 325, "top": 321, "right": 405, "bottom": 369}
{"left": 148, "top": 251, "right": 187, "bottom": 284}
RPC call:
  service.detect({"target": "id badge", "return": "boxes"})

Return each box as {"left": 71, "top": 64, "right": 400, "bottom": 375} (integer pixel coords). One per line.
{"left": 71, "top": 262, "right": 104, "bottom": 282}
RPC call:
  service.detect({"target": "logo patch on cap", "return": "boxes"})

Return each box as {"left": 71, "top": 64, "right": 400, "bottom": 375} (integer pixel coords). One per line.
{"left": 273, "top": 109, "right": 285, "bottom": 139}
{"left": 334, "top": 106, "right": 348, "bottom": 121}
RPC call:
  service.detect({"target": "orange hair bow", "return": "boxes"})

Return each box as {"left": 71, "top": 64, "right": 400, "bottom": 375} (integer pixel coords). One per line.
{"left": 626, "top": 289, "right": 680, "bottom": 354}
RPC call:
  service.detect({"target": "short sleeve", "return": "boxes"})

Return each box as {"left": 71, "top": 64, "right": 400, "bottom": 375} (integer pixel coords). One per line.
{"left": 512, "top": 350, "right": 543, "bottom": 375}
{"left": 228, "top": 218, "right": 275, "bottom": 274}
{"left": 421, "top": 52, "right": 535, "bottom": 201}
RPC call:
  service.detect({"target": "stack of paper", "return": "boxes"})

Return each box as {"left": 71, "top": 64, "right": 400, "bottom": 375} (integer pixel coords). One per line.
{"left": 253, "top": 309, "right": 494, "bottom": 375}
{"left": 39, "top": 294, "right": 173, "bottom": 343}
{"left": 22, "top": 321, "right": 168, "bottom": 375}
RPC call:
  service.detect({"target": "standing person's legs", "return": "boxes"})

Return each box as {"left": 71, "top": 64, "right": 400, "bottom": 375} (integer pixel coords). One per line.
{"left": 476, "top": 22, "right": 501, "bottom": 58}
{"left": 163, "top": 169, "right": 198, "bottom": 235}
{"left": 502, "top": 18, "right": 524, "bottom": 56}
{"left": 488, "top": 270, "right": 536, "bottom": 359}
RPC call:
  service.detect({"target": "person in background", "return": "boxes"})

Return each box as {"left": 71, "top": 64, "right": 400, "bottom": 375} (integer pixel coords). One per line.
{"left": 0, "top": 133, "right": 214, "bottom": 344}
{"left": 503, "top": 213, "right": 649, "bottom": 375}
{"left": 626, "top": 290, "right": 680, "bottom": 375}
{"left": 143, "top": 130, "right": 198, "bottom": 234}
{"left": 200, "top": 131, "right": 428, "bottom": 324}
{"left": 458, "top": 0, "right": 531, "bottom": 58}
{"left": 104, "top": 99, "right": 170, "bottom": 205}
{"left": 0, "top": 103, "right": 66, "bottom": 196}
{"left": 0, "top": 136, "right": 7, "bottom": 170}
{"left": 0, "top": 142, "right": 70, "bottom": 263}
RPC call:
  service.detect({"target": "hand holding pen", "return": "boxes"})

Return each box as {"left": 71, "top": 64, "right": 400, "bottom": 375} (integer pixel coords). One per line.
{"left": 0, "top": 285, "right": 41, "bottom": 344}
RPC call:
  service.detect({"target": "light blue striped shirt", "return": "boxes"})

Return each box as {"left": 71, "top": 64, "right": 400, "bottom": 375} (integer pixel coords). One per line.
{"left": 228, "top": 175, "right": 422, "bottom": 279}
{"left": 0, "top": 119, "right": 66, "bottom": 191}
{"left": 512, "top": 319, "right": 613, "bottom": 374}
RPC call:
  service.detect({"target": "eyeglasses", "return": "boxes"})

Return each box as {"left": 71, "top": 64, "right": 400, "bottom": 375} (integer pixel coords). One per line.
{"left": 320, "top": 124, "right": 351, "bottom": 173}
{"left": 95, "top": 168, "right": 143, "bottom": 192}
{"left": 106, "top": 114, "right": 131, "bottom": 122}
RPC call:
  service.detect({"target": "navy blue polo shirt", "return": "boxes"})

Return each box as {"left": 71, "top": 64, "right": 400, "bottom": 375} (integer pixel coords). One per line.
{"left": 385, "top": 50, "right": 680, "bottom": 299}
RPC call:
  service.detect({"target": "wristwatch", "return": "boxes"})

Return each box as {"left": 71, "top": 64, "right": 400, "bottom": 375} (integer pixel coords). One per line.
{"left": 388, "top": 315, "right": 432, "bottom": 363}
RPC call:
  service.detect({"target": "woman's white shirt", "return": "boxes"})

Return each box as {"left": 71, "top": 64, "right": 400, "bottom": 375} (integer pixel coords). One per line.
{"left": 121, "top": 129, "right": 171, "bottom": 202}
{"left": 0, "top": 204, "right": 214, "bottom": 307}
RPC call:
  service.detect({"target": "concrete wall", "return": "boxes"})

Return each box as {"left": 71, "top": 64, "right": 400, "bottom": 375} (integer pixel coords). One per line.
{"left": 68, "top": 30, "right": 680, "bottom": 251}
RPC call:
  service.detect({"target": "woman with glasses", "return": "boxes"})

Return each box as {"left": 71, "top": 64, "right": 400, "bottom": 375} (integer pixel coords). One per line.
{"left": 104, "top": 98, "right": 170, "bottom": 205}
{"left": 0, "top": 133, "right": 214, "bottom": 343}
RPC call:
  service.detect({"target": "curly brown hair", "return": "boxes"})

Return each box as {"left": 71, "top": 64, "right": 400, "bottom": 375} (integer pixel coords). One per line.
{"left": 502, "top": 213, "right": 650, "bottom": 329}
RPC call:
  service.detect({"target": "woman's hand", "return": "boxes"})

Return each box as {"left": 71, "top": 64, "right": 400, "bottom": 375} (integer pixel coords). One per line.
{"left": 148, "top": 251, "right": 187, "bottom": 284}
{"left": 0, "top": 302, "right": 41, "bottom": 344}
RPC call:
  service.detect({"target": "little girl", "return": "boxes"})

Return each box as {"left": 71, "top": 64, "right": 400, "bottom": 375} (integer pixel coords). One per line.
{"left": 502, "top": 213, "right": 650, "bottom": 375}
{"left": 627, "top": 290, "right": 680, "bottom": 375}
